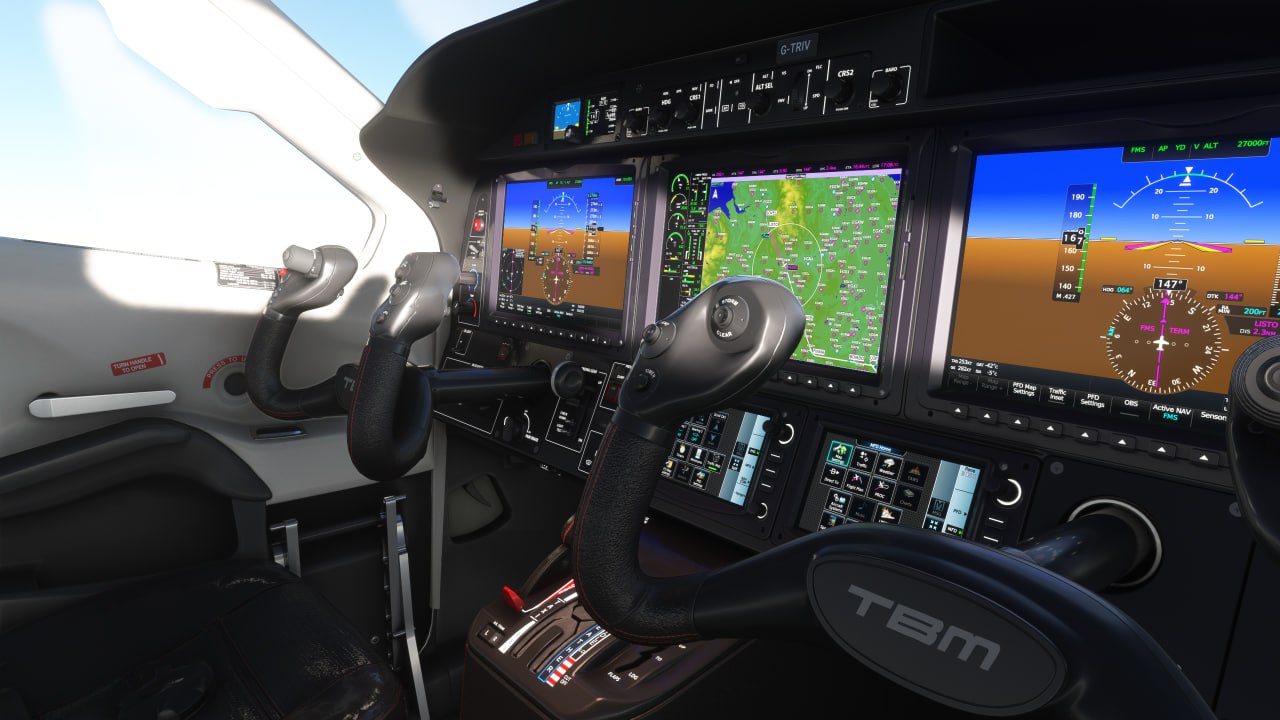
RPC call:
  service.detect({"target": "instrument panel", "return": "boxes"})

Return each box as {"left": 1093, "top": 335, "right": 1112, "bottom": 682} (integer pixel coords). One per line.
{"left": 434, "top": 26, "right": 1280, "bottom": 555}
{"left": 436, "top": 114, "right": 1280, "bottom": 555}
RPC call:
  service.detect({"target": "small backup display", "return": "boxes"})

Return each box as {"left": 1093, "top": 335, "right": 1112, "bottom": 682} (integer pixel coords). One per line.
{"left": 944, "top": 137, "right": 1280, "bottom": 435}
{"left": 551, "top": 99, "right": 581, "bottom": 141}
{"left": 493, "top": 174, "right": 636, "bottom": 341}
{"left": 659, "top": 161, "right": 903, "bottom": 378}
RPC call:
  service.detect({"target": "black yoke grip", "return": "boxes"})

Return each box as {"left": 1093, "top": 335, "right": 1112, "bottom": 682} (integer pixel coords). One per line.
{"left": 346, "top": 338, "right": 432, "bottom": 482}
{"left": 245, "top": 315, "right": 344, "bottom": 420}
{"left": 572, "top": 423, "right": 704, "bottom": 644}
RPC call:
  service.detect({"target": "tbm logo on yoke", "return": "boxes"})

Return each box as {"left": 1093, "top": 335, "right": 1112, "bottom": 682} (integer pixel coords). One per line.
{"left": 846, "top": 583, "right": 1001, "bottom": 671}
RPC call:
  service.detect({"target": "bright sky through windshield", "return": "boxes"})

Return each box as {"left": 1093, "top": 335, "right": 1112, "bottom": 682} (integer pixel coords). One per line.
{"left": 0, "top": 0, "right": 530, "bottom": 264}
{"left": 274, "top": 0, "right": 534, "bottom": 101}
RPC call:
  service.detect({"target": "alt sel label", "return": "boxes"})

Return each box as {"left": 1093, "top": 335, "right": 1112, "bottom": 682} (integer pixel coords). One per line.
{"left": 777, "top": 33, "right": 819, "bottom": 62}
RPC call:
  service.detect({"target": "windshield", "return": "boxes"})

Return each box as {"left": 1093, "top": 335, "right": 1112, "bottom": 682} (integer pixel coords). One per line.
{"left": 275, "top": 0, "right": 534, "bottom": 101}
{"left": 0, "top": 0, "right": 531, "bottom": 267}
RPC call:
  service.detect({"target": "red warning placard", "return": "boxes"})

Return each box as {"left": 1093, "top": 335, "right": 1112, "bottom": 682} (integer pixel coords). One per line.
{"left": 202, "top": 354, "right": 247, "bottom": 388}
{"left": 111, "top": 353, "right": 167, "bottom": 376}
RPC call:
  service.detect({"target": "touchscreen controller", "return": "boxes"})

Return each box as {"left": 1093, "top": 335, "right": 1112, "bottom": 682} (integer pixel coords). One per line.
{"left": 798, "top": 433, "right": 981, "bottom": 535}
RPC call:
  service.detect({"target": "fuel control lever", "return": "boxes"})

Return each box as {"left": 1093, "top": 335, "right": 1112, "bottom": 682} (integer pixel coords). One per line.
{"left": 246, "top": 245, "right": 358, "bottom": 419}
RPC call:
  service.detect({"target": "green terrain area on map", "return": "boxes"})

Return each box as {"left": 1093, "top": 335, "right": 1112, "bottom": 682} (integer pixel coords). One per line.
{"left": 701, "top": 174, "right": 899, "bottom": 372}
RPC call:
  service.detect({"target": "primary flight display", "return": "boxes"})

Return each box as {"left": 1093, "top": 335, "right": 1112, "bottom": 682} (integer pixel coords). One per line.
{"left": 494, "top": 175, "right": 635, "bottom": 340}
{"left": 946, "top": 137, "right": 1280, "bottom": 434}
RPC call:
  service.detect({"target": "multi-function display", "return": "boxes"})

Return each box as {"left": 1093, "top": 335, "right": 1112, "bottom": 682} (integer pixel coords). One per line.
{"left": 946, "top": 137, "right": 1280, "bottom": 434}
{"left": 660, "top": 409, "right": 770, "bottom": 507}
{"left": 494, "top": 175, "right": 636, "bottom": 341}
{"left": 798, "top": 433, "right": 981, "bottom": 535}
{"left": 660, "top": 161, "right": 903, "bottom": 377}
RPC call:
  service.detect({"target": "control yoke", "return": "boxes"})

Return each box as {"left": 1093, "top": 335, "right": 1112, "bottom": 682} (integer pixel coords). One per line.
{"left": 244, "top": 246, "right": 551, "bottom": 482}
{"left": 344, "top": 253, "right": 550, "bottom": 481}
{"left": 246, "top": 245, "right": 359, "bottom": 419}
{"left": 1227, "top": 335, "right": 1280, "bottom": 560}
{"left": 346, "top": 252, "right": 458, "bottom": 481}
{"left": 572, "top": 276, "right": 1213, "bottom": 718}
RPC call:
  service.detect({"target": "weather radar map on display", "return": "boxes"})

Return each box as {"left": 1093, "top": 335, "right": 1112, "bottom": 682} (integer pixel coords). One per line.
{"left": 495, "top": 176, "right": 635, "bottom": 340}
{"left": 660, "top": 162, "right": 902, "bottom": 376}
{"left": 947, "top": 137, "right": 1280, "bottom": 435}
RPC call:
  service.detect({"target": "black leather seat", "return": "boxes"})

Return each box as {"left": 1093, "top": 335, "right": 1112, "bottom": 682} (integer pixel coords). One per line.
{"left": 0, "top": 561, "right": 404, "bottom": 719}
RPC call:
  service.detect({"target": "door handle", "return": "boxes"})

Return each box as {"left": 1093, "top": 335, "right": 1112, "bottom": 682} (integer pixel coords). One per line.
{"left": 28, "top": 390, "right": 177, "bottom": 418}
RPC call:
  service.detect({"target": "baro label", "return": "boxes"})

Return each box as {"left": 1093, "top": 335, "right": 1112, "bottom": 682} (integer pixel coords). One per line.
{"left": 111, "top": 353, "right": 167, "bottom": 376}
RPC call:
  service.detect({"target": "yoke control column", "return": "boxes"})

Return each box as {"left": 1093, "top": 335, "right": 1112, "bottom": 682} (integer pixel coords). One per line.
{"left": 346, "top": 253, "right": 552, "bottom": 481}
{"left": 347, "top": 252, "right": 460, "bottom": 481}
{"left": 246, "top": 244, "right": 358, "bottom": 419}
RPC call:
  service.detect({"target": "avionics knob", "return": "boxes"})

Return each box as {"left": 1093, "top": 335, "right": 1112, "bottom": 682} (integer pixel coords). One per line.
{"left": 671, "top": 97, "right": 694, "bottom": 122}
{"left": 822, "top": 77, "right": 854, "bottom": 105}
{"left": 623, "top": 109, "right": 648, "bottom": 134}
{"left": 869, "top": 71, "right": 903, "bottom": 105}
{"left": 746, "top": 90, "right": 772, "bottom": 115}
{"left": 651, "top": 106, "right": 673, "bottom": 129}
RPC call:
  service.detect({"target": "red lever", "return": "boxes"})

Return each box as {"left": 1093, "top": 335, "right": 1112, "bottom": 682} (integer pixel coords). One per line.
{"left": 501, "top": 585, "right": 524, "bottom": 612}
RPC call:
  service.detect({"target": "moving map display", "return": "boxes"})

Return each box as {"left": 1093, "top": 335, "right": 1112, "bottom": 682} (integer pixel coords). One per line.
{"left": 495, "top": 175, "right": 635, "bottom": 340}
{"left": 659, "top": 162, "right": 903, "bottom": 376}
{"left": 947, "top": 137, "right": 1280, "bottom": 434}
